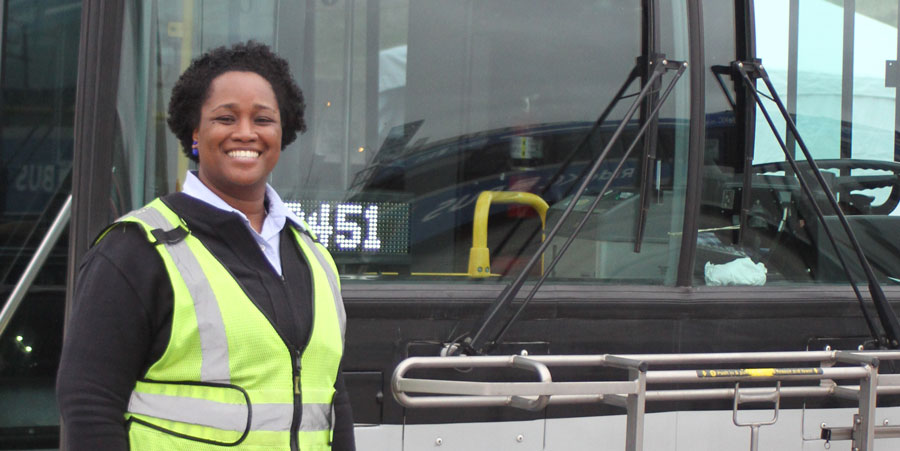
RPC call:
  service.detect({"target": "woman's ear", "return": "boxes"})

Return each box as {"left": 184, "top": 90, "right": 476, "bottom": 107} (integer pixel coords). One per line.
{"left": 191, "top": 130, "right": 200, "bottom": 157}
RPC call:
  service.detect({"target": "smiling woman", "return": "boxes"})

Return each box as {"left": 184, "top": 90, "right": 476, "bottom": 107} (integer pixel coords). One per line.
{"left": 7, "top": 1, "right": 900, "bottom": 450}
{"left": 193, "top": 71, "right": 283, "bottom": 231}
{"left": 56, "top": 42, "right": 355, "bottom": 451}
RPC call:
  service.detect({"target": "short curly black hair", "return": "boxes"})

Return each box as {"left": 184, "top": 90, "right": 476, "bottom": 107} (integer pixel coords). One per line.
{"left": 167, "top": 41, "right": 306, "bottom": 162}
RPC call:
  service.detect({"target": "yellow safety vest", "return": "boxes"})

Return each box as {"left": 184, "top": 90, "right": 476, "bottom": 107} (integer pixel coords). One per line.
{"left": 105, "top": 198, "right": 345, "bottom": 450}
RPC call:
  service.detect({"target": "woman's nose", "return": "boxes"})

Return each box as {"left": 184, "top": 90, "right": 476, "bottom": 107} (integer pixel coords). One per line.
{"left": 232, "top": 119, "right": 256, "bottom": 140}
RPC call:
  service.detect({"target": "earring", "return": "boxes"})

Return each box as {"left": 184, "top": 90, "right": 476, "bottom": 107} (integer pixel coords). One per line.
{"left": 191, "top": 140, "right": 199, "bottom": 157}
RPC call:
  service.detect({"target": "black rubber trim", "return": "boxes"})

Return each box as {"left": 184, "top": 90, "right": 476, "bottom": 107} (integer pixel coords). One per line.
{"left": 676, "top": 0, "right": 706, "bottom": 286}
{"left": 150, "top": 227, "right": 189, "bottom": 245}
{"left": 127, "top": 379, "right": 252, "bottom": 447}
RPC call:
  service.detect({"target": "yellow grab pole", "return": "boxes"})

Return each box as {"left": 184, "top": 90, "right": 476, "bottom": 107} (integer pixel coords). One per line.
{"left": 468, "top": 191, "right": 549, "bottom": 278}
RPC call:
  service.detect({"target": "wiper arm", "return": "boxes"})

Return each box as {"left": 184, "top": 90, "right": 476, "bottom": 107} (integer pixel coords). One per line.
{"left": 710, "top": 65, "right": 737, "bottom": 111}
{"left": 711, "top": 64, "right": 758, "bottom": 247}
{"left": 734, "top": 59, "right": 900, "bottom": 349}
{"left": 459, "top": 57, "right": 688, "bottom": 355}
{"left": 490, "top": 63, "right": 642, "bottom": 273}
{"left": 634, "top": 53, "right": 664, "bottom": 253}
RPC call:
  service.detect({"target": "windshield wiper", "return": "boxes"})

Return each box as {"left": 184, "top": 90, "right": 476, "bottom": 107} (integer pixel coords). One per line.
{"left": 634, "top": 52, "right": 664, "bottom": 253}
{"left": 711, "top": 63, "right": 760, "bottom": 247}
{"left": 458, "top": 57, "right": 687, "bottom": 356}
{"left": 710, "top": 65, "right": 737, "bottom": 111}
{"left": 489, "top": 63, "right": 642, "bottom": 274}
{"left": 734, "top": 59, "right": 900, "bottom": 349}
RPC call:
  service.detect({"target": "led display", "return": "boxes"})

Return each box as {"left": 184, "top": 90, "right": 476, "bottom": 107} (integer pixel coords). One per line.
{"left": 285, "top": 200, "right": 410, "bottom": 256}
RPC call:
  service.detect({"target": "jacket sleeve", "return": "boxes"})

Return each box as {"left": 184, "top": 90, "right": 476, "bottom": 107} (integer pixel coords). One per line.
{"left": 56, "top": 224, "right": 171, "bottom": 451}
{"left": 330, "top": 363, "right": 356, "bottom": 451}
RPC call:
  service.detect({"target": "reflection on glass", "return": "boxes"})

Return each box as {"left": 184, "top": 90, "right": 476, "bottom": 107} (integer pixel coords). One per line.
{"left": 118, "top": 0, "right": 692, "bottom": 285}
{"left": 0, "top": 0, "right": 82, "bottom": 446}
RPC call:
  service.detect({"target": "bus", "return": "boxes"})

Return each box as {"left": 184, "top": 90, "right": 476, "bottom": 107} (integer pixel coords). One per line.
{"left": 3, "top": 0, "right": 900, "bottom": 449}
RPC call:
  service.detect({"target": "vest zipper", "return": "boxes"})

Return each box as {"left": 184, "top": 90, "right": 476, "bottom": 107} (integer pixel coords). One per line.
{"left": 293, "top": 243, "right": 317, "bottom": 450}
{"left": 193, "top": 230, "right": 319, "bottom": 449}
{"left": 291, "top": 348, "right": 302, "bottom": 451}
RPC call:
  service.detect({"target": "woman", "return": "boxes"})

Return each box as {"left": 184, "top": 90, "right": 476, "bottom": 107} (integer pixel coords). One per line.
{"left": 57, "top": 42, "right": 355, "bottom": 450}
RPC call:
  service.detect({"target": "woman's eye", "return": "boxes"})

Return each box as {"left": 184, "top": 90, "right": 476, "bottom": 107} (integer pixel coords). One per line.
{"left": 215, "top": 116, "right": 235, "bottom": 123}
{"left": 256, "top": 117, "right": 275, "bottom": 124}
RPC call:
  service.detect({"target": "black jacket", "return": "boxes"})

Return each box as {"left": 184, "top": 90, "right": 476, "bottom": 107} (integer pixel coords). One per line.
{"left": 57, "top": 193, "right": 355, "bottom": 450}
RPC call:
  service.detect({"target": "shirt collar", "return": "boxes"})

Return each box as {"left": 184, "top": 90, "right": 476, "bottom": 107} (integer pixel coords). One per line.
{"left": 181, "top": 171, "right": 305, "bottom": 236}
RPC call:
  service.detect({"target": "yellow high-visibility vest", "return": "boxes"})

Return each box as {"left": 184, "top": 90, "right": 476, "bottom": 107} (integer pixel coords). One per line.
{"left": 104, "top": 198, "right": 345, "bottom": 450}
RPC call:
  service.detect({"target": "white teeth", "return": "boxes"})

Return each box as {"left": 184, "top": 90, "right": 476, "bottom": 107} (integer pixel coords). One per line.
{"left": 227, "top": 150, "right": 260, "bottom": 159}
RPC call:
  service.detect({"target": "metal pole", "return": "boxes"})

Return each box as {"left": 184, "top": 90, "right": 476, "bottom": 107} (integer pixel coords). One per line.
{"left": 625, "top": 367, "right": 646, "bottom": 451}
{"left": 749, "top": 425, "right": 759, "bottom": 451}
{"left": 0, "top": 195, "right": 72, "bottom": 337}
{"left": 786, "top": 0, "right": 799, "bottom": 157}
{"left": 895, "top": 0, "right": 900, "bottom": 163}
{"left": 840, "top": 0, "right": 855, "bottom": 167}
{"left": 342, "top": 0, "right": 356, "bottom": 190}
{"left": 856, "top": 363, "right": 878, "bottom": 451}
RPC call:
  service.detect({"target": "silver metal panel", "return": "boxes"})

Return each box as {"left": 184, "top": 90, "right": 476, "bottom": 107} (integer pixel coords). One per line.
{"left": 675, "top": 410, "right": 803, "bottom": 451}
{"left": 351, "top": 410, "right": 858, "bottom": 451}
{"left": 545, "top": 412, "right": 677, "bottom": 451}
{"left": 802, "top": 406, "right": 900, "bottom": 441}
{"left": 402, "top": 419, "right": 544, "bottom": 451}
{"left": 353, "top": 423, "right": 403, "bottom": 451}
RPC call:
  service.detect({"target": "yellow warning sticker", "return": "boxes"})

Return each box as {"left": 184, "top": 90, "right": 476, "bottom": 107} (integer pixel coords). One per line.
{"left": 696, "top": 368, "right": 824, "bottom": 378}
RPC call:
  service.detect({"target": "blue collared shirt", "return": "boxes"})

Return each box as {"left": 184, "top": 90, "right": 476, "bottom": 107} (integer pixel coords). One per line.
{"left": 181, "top": 171, "right": 304, "bottom": 276}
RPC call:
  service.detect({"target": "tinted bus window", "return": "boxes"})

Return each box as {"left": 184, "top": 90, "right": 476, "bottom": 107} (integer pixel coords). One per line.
{"left": 116, "top": 0, "right": 693, "bottom": 285}
{"left": 0, "top": 0, "right": 81, "bottom": 447}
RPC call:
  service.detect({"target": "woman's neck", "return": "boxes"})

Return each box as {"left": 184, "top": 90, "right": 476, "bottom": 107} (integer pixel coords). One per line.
{"left": 232, "top": 196, "right": 266, "bottom": 233}
{"left": 197, "top": 177, "right": 268, "bottom": 233}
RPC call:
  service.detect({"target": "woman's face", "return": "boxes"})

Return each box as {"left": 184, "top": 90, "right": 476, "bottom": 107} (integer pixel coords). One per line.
{"left": 193, "top": 71, "right": 282, "bottom": 200}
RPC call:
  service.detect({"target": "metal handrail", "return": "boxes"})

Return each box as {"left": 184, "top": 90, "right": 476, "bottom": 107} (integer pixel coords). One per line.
{"left": 392, "top": 350, "right": 899, "bottom": 450}
{"left": 392, "top": 352, "right": 886, "bottom": 407}
{"left": 0, "top": 194, "right": 72, "bottom": 337}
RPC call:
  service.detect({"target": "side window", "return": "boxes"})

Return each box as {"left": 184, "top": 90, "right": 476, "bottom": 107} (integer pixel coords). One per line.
{"left": 0, "top": 0, "right": 82, "bottom": 447}
{"left": 697, "top": 0, "right": 900, "bottom": 285}
{"left": 118, "top": 0, "right": 694, "bottom": 285}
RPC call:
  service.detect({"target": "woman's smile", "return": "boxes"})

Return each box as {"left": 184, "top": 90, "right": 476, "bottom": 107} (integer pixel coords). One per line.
{"left": 227, "top": 149, "right": 262, "bottom": 160}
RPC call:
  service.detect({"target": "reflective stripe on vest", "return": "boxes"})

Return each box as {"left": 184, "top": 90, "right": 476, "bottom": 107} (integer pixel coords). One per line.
{"left": 126, "top": 205, "right": 231, "bottom": 383}
{"left": 129, "top": 391, "right": 332, "bottom": 432}
{"left": 295, "top": 230, "right": 346, "bottom": 340}
{"left": 117, "top": 199, "right": 345, "bottom": 449}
